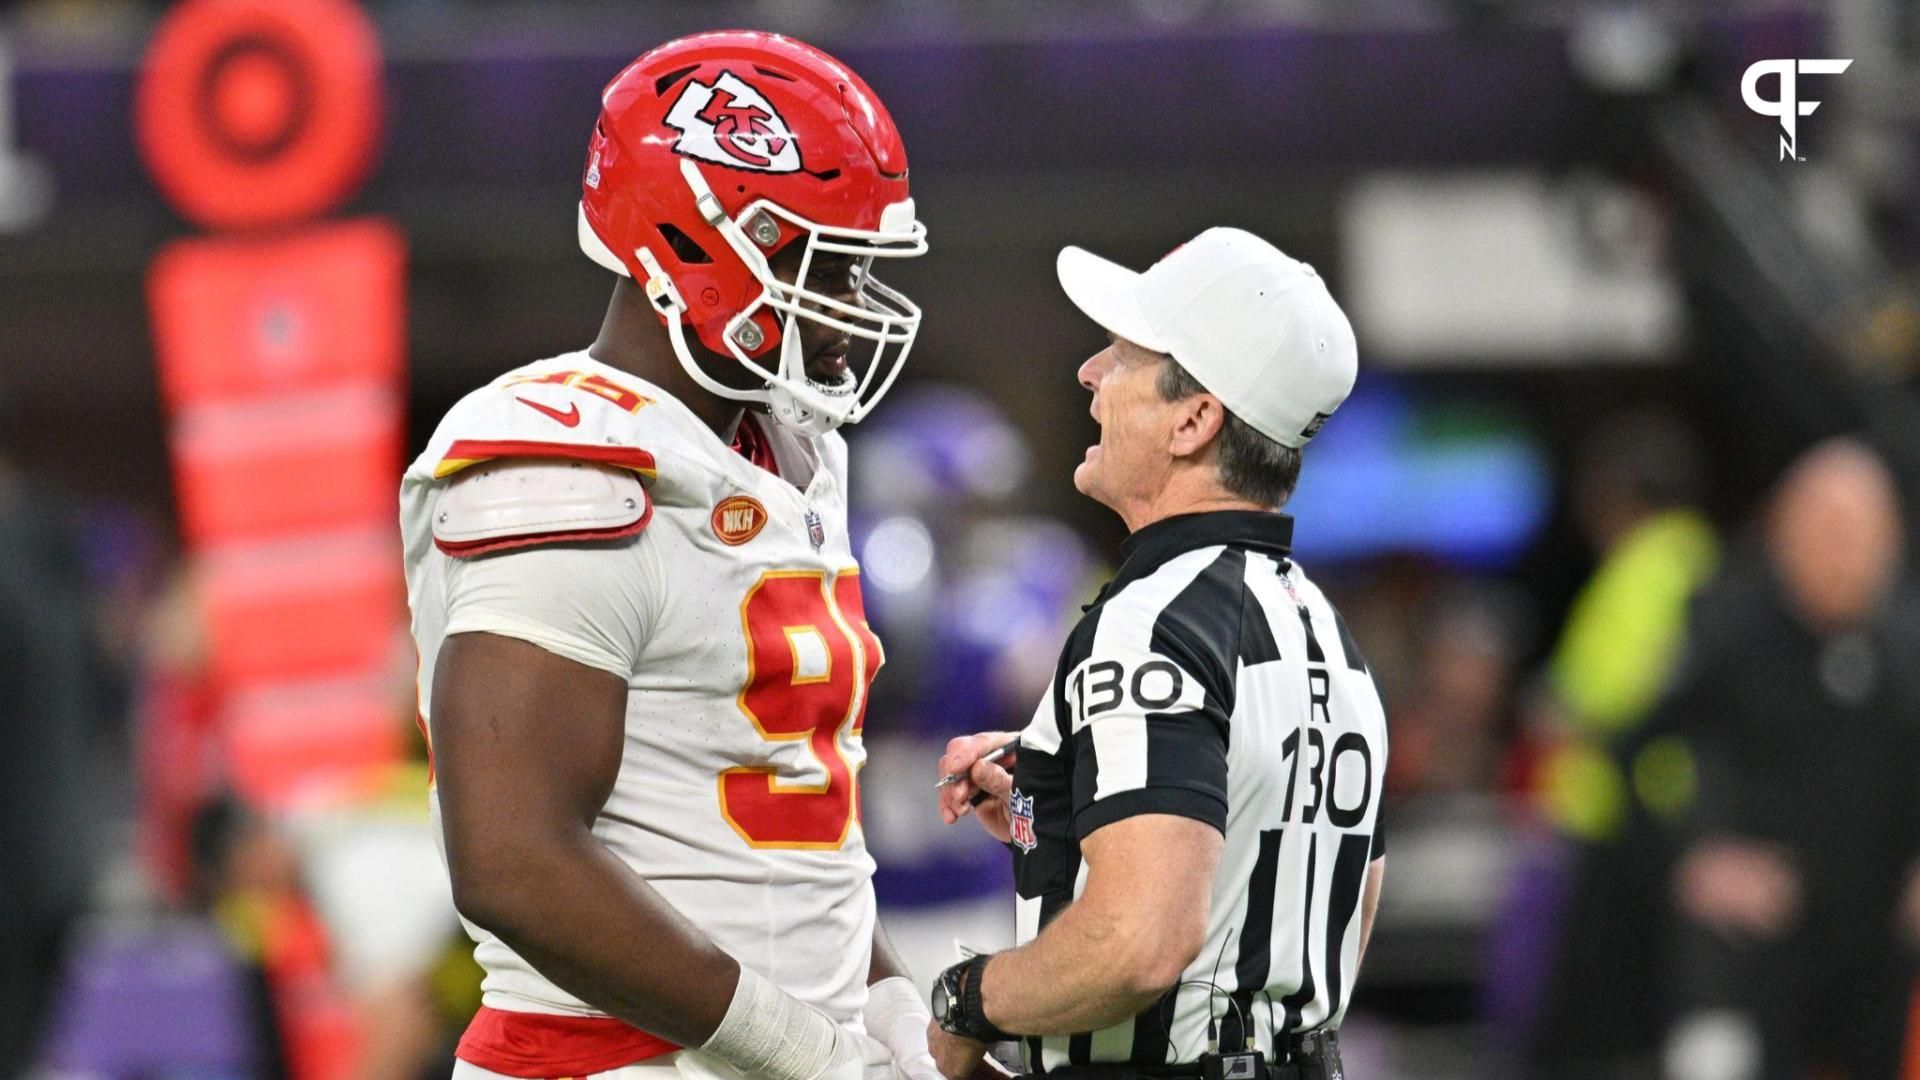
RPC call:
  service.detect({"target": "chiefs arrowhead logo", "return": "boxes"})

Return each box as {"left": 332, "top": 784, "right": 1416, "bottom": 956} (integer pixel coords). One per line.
{"left": 664, "top": 72, "right": 802, "bottom": 173}
{"left": 711, "top": 495, "right": 769, "bottom": 546}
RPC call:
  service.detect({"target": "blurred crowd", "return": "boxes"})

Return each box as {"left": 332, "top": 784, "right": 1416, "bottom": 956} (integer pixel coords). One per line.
{"left": 1357, "top": 415, "right": 1920, "bottom": 1080}
{"left": 0, "top": 385, "right": 480, "bottom": 1079}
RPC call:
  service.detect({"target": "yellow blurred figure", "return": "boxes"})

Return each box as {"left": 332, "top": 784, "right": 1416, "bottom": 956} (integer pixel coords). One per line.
{"left": 1538, "top": 413, "right": 1717, "bottom": 840}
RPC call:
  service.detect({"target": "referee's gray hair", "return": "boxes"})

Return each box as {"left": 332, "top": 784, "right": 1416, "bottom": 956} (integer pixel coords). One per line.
{"left": 1154, "top": 357, "right": 1302, "bottom": 508}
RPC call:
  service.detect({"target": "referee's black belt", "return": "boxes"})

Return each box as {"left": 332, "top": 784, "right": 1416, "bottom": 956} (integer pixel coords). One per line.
{"left": 1022, "top": 1029, "right": 1342, "bottom": 1080}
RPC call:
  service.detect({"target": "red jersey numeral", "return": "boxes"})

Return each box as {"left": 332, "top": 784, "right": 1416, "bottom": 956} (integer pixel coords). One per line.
{"left": 719, "top": 569, "right": 882, "bottom": 849}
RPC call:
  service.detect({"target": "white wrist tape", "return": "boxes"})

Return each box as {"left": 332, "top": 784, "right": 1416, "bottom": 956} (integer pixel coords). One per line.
{"left": 702, "top": 965, "right": 843, "bottom": 1080}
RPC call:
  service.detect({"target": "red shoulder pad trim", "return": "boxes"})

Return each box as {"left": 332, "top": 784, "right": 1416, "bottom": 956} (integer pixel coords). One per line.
{"left": 434, "top": 438, "right": 658, "bottom": 480}
{"left": 432, "top": 498, "right": 653, "bottom": 558}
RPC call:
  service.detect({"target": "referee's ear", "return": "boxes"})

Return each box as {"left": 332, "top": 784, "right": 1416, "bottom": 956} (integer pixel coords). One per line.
{"left": 1167, "top": 392, "right": 1230, "bottom": 464}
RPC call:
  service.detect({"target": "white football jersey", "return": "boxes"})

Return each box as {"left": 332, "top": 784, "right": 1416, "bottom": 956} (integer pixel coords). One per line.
{"left": 401, "top": 351, "right": 882, "bottom": 1031}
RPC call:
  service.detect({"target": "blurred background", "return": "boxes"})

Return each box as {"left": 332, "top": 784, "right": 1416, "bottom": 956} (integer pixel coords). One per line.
{"left": 5, "top": 0, "right": 1920, "bottom": 1077}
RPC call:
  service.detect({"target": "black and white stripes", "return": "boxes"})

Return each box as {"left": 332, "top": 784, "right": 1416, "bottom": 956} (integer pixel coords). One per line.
{"left": 1008, "top": 511, "right": 1388, "bottom": 1073}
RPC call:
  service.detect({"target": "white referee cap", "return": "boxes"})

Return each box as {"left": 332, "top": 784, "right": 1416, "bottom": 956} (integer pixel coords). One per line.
{"left": 1056, "top": 226, "right": 1358, "bottom": 449}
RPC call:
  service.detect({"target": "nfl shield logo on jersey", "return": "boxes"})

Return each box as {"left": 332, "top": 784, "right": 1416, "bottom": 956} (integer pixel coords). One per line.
{"left": 805, "top": 508, "right": 826, "bottom": 551}
{"left": 1008, "top": 789, "right": 1037, "bottom": 853}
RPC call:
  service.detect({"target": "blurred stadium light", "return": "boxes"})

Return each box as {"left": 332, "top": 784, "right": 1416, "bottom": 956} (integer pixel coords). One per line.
{"left": 0, "top": 30, "right": 53, "bottom": 231}
{"left": 1286, "top": 382, "right": 1552, "bottom": 568}
{"left": 1343, "top": 173, "right": 1682, "bottom": 364}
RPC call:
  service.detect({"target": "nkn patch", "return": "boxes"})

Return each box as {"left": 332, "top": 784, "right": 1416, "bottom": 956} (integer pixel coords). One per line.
{"left": 711, "top": 495, "right": 768, "bottom": 546}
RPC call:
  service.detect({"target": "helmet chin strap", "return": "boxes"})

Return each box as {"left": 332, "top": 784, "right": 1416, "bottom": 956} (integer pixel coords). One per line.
{"left": 624, "top": 160, "right": 909, "bottom": 437}
{"left": 636, "top": 245, "right": 854, "bottom": 437}
{"left": 766, "top": 310, "right": 856, "bottom": 436}
{"left": 675, "top": 160, "right": 862, "bottom": 435}
{"left": 636, "top": 245, "right": 767, "bottom": 404}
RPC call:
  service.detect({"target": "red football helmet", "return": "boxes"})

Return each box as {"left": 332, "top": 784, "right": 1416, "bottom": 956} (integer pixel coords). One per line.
{"left": 578, "top": 31, "right": 927, "bottom": 435}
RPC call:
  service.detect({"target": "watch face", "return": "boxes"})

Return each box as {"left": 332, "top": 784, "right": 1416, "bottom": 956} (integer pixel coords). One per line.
{"left": 931, "top": 977, "right": 952, "bottom": 1023}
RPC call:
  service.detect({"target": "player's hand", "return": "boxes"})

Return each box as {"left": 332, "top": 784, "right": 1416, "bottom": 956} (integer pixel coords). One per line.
{"left": 863, "top": 975, "right": 941, "bottom": 1080}
{"left": 857, "top": 1031, "right": 904, "bottom": 1080}
{"left": 925, "top": 1020, "right": 989, "bottom": 1080}
{"left": 1675, "top": 837, "right": 1802, "bottom": 940}
{"left": 937, "top": 732, "right": 1019, "bottom": 841}
{"left": 823, "top": 1029, "right": 895, "bottom": 1080}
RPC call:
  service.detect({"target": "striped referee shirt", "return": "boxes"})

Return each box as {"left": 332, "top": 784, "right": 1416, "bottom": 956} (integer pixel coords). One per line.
{"left": 1008, "top": 510, "right": 1388, "bottom": 1073}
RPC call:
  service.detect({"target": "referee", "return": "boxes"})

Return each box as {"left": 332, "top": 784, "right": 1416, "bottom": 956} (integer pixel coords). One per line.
{"left": 928, "top": 228, "right": 1387, "bottom": 1080}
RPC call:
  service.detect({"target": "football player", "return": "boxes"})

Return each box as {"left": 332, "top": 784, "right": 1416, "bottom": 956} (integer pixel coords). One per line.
{"left": 400, "top": 32, "right": 936, "bottom": 1080}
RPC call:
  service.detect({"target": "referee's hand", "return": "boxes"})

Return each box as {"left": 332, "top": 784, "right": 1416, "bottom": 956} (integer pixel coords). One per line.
{"left": 937, "top": 732, "right": 1019, "bottom": 840}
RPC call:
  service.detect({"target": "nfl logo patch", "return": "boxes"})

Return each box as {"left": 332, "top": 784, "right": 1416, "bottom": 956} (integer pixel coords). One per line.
{"left": 1009, "top": 789, "right": 1038, "bottom": 853}
{"left": 805, "top": 508, "right": 826, "bottom": 551}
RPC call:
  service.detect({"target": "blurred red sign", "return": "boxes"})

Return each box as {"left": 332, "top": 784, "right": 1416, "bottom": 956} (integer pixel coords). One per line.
{"left": 149, "top": 216, "right": 408, "bottom": 820}
{"left": 150, "top": 219, "right": 406, "bottom": 542}
{"left": 136, "top": 0, "right": 383, "bottom": 230}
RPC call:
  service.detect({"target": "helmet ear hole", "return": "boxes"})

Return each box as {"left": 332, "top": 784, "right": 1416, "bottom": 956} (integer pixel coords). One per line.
{"left": 656, "top": 223, "right": 713, "bottom": 264}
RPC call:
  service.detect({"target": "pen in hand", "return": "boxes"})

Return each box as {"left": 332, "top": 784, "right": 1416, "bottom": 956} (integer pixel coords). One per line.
{"left": 936, "top": 737, "right": 1020, "bottom": 807}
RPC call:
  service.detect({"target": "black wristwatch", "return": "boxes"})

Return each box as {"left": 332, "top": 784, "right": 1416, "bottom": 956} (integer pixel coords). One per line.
{"left": 931, "top": 954, "right": 1013, "bottom": 1043}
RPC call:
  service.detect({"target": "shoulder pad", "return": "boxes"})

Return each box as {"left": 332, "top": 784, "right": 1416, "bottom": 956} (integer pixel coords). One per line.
{"left": 433, "top": 459, "right": 650, "bottom": 558}
{"left": 413, "top": 366, "right": 744, "bottom": 502}
{"left": 417, "top": 362, "right": 672, "bottom": 482}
